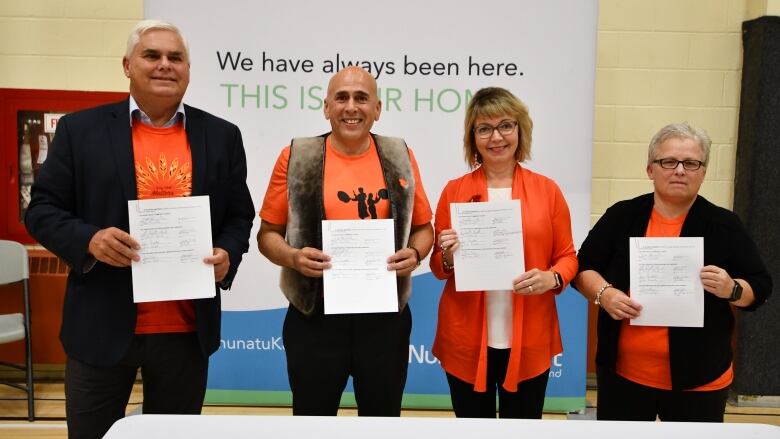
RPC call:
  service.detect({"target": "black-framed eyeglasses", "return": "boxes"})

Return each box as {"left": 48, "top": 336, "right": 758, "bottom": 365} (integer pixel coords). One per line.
{"left": 474, "top": 120, "right": 518, "bottom": 139}
{"left": 653, "top": 158, "right": 705, "bottom": 170}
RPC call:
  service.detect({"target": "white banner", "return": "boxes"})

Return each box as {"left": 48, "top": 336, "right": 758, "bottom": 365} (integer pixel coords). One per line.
{"left": 146, "top": 0, "right": 596, "bottom": 410}
{"left": 147, "top": 0, "right": 595, "bottom": 311}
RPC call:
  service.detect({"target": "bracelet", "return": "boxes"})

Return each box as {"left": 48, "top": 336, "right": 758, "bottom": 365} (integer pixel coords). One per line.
{"left": 594, "top": 282, "right": 612, "bottom": 307}
{"left": 407, "top": 246, "right": 421, "bottom": 268}
{"left": 442, "top": 255, "right": 453, "bottom": 272}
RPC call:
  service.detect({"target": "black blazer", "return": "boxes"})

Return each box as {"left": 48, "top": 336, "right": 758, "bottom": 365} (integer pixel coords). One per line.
{"left": 25, "top": 99, "right": 255, "bottom": 367}
{"left": 576, "top": 193, "right": 772, "bottom": 390}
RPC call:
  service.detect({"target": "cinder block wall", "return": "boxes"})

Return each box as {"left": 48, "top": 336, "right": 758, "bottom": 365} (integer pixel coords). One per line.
{"left": 0, "top": 1, "right": 141, "bottom": 91}
{"left": 1, "top": 0, "right": 777, "bottom": 224}
{"left": 594, "top": 0, "right": 752, "bottom": 225}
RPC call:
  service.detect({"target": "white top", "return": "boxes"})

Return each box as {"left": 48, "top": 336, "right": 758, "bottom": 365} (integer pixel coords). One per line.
{"left": 486, "top": 187, "right": 513, "bottom": 349}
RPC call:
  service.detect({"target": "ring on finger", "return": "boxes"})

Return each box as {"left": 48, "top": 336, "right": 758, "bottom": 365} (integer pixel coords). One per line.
{"left": 528, "top": 285, "right": 533, "bottom": 293}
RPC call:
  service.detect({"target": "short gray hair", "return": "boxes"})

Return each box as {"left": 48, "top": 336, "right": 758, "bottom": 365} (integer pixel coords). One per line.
{"left": 125, "top": 19, "right": 189, "bottom": 61}
{"left": 647, "top": 122, "right": 711, "bottom": 166}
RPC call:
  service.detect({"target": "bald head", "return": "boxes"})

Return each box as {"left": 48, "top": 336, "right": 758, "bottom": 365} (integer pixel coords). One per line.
{"left": 327, "top": 66, "right": 378, "bottom": 99}
{"left": 323, "top": 66, "right": 382, "bottom": 154}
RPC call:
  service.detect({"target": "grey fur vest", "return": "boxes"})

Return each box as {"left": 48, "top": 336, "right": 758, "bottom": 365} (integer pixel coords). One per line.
{"left": 280, "top": 133, "right": 415, "bottom": 316}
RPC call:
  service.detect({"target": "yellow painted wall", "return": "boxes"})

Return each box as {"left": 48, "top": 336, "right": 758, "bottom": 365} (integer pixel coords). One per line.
{"left": 748, "top": 0, "right": 780, "bottom": 17}
{"left": 0, "top": 0, "right": 141, "bottom": 91}
{"left": 594, "top": 0, "right": 752, "bottom": 225}
{"left": 1, "top": 0, "right": 775, "bottom": 224}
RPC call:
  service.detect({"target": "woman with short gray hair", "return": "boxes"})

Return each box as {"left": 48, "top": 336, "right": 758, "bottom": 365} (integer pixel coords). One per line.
{"left": 574, "top": 122, "right": 772, "bottom": 422}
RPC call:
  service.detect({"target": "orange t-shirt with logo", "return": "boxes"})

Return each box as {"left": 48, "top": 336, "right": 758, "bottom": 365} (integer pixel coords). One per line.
{"left": 261, "top": 136, "right": 432, "bottom": 225}
{"left": 131, "top": 121, "right": 197, "bottom": 334}
{"left": 616, "top": 208, "right": 733, "bottom": 390}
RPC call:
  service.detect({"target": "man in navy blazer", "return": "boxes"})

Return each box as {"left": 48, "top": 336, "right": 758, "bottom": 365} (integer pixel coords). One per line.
{"left": 25, "top": 19, "right": 254, "bottom": 439}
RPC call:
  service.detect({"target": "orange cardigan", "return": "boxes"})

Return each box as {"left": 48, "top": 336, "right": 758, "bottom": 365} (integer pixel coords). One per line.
{"left": 430, "top": 165, "right": 578, "bottom": 392}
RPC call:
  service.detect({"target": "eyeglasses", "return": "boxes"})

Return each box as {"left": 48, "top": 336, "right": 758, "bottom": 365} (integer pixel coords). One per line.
{"left": 474, "top": 120, "right": 518, "bottom": 139}
{"left": 653, "top": 158, "right": 705, "bottom": 170}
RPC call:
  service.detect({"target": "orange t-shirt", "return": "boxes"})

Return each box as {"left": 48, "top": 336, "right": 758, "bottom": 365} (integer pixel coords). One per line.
{"left": 131, "top": 121, "right": 197, "bottom": 334}
{"left": 616, "top": 208, "right": 733, "bottom": 390}
{"left": 260, "top": 136, "right": 432, "bottom": 225}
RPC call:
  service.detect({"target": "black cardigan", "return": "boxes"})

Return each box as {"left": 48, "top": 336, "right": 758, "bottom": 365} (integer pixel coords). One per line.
{"left": 576, "top": 193, "right": 772, "bottom": 390}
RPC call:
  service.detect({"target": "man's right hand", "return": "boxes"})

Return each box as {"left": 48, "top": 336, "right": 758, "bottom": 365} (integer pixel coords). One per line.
{"left": 292, "top": 247, "right": 331, "bottom": 277}
{"left": 88, "top": 227, "right": 140, "bottom": 267}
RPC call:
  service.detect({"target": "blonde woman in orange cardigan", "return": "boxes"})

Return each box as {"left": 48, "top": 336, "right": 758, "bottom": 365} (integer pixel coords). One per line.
{"left": 431, "top": 87, "right": 578, "bottom": 418}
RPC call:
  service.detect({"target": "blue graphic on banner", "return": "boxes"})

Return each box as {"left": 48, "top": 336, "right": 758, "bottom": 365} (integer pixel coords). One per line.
{"left": 405, "top": 274, "right": 446, "bottom": 394}
{"left": 547, "top": 285, "right": 588, "bottom": 398}
{"left": 208, "top": 272, "right": 587, "bottom": 408}
{"left": 208, "top": 307, "right": 288, "bottom": 391}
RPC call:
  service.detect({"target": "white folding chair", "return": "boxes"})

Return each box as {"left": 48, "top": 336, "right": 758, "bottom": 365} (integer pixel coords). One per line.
{"left": 0, "top": 240, "right": 34, "bottom": 421}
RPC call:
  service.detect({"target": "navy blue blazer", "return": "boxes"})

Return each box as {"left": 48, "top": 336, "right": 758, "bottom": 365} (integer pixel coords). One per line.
{"left": 25, "top": 99, "right": 255, "bottom": 367}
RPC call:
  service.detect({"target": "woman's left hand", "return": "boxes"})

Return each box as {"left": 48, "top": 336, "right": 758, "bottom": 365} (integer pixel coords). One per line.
{"left": 701, "top": 265, "right": 735, "bottom": 299}
{"left": 512, "top": 269, "right": 556, "bottom": 295}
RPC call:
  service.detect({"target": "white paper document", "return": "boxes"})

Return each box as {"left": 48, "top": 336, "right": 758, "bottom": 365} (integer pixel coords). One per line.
{"left": 629, "top": 237, "right": 704, "bottom": 327}
{"left": 128, "top": 196, "right": 215, "bottom": 303}
{"left": 322, "top": 219, "right": 398, "bottom": 314}
{"left": 451, "top": 200, "right": 524, "bottom": 292}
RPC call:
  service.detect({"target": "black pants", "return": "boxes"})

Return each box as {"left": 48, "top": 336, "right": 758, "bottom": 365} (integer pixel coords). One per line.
{"left": 283, "top": 304, "right": 412, "bottom": 416}
{"left": 596, "top": 368, "right": 729, "bottom": 422}
{"left": 65, "top": 333, "right": 208, "bottom": 439}
{"left": 445, "top": 347, "right": 550, "bottom": 418}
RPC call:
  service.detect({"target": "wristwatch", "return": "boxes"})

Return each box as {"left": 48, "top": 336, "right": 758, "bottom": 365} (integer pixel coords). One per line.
{"left": 728, "top": 280, "right": 743, "bottom": 302}
{"left": 551, "top": 270, "right": 562, "bottom": 289}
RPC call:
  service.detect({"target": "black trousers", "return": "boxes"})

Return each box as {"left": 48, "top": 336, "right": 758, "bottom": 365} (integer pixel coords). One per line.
{"left": 283, "top": 304, "right": 412, "bottom": 416}
{"left": 65, "top": 332, "right": 208, "bottom": 439}
{"left": 445, "top": 347, "right": 550, "bottom": 418}
{"left": 596, "top": 368, "right": 729, "bottom": 422}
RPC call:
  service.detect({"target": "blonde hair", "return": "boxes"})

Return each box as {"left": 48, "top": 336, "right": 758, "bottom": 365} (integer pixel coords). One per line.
{"left": 463, "top": 87, "right": 532, "bottom": 169}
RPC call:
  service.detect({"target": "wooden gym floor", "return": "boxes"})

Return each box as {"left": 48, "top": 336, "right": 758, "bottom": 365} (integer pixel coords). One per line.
{"left": 1, "top": 381, "right": 779, "bottom": 439}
